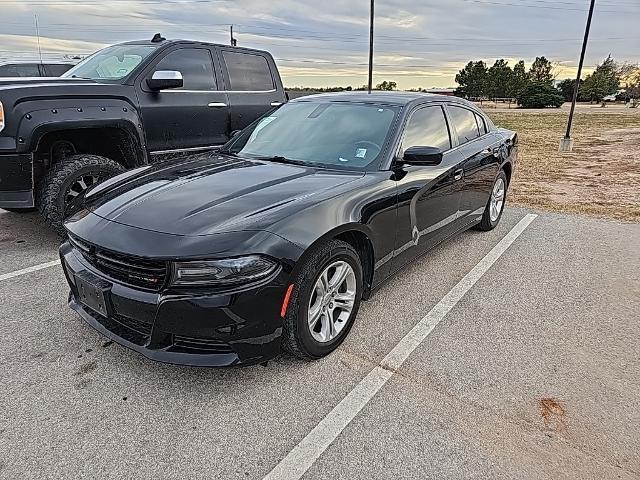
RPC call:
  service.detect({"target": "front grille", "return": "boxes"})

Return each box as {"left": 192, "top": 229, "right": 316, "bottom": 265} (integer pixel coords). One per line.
{"left": 70, "top": 236, "right": 168, "bottom": 291}
{"left": 173, "top": 335, "right": 234, "bottom": 354}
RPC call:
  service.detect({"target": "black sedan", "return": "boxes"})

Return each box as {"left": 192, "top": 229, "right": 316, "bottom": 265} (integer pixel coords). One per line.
{"left": 59, "top": 92, "right": 517, "bottom": 367}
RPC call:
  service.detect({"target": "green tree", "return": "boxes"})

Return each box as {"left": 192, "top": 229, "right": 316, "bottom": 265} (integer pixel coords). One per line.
{"left": 581, "top": 55, "right": 619, "bottom": 102}
{"left": 485, "top": 59, "right": 513, "bottom": 99}
{"left": 556, "top": 78, "right": 585, "bottom": 102}
{"left": 375, "top": 80, "right": 397, "bottom": 91}
{"left": 528, "top": 56, "right": 554, "bottom": 84}
{"left": 509, "top": 60, "right": 530, "bottom": 98}
{"left": 455, "top": 61, "right": 488, "bottom": 98}
{"left": 516, "top": 82, "right": 564, "bottom": 108}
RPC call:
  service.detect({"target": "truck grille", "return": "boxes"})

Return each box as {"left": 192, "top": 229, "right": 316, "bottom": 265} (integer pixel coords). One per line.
{"left": 70, "top": 236, "right": 168, "bottom": 291}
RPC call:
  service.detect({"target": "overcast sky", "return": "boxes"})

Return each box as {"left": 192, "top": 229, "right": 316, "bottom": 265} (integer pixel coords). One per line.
{"left": 1, "top": 0, "right": 638, "bottom": 88}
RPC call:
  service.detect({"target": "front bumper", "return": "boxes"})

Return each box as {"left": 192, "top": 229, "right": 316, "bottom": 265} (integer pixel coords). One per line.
{"left": 60, "top": 241, "right": 288, "bottom": 367}
{"left": 0, "top": 153, "right": 34, "bottom": 208}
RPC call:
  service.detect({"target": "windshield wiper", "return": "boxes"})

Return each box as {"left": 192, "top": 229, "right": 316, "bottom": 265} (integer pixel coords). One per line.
{"left": 218, "top": 149, "right": 237, "bottom": 156}
{"left": 250, "top": 155, "right": 309, "bottom": 166}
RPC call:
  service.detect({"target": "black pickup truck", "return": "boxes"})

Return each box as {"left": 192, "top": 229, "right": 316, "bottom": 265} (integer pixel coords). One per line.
{"left": 0, "top": 35, "right": 287, "bottom": 234}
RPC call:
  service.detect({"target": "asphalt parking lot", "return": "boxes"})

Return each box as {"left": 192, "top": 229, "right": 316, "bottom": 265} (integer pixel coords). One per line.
{"left": 1, "top": 206, "right": 638, "bottom": 479}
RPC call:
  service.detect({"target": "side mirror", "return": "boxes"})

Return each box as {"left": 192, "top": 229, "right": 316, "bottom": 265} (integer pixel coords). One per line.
{"left": 146, "top": 70, "right": 183, "bottom": 91}
{"left": 402, "top": 146, "right": 443, "bottom": 166}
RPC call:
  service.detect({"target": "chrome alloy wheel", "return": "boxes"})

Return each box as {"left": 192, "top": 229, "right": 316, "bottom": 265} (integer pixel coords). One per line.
{"left": 489, "top": 177, "right": 505, "bottom": 222}
{"left": 307, "top": 260, "right": 357, "bottom": 343}
{"left": 65, "top": 174, "right": 100, "bottom": 206}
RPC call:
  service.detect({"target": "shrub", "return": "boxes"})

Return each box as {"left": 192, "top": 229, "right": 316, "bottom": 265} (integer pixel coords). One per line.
{"left": 516, "top": 82, "right": 565, "bottom": 108}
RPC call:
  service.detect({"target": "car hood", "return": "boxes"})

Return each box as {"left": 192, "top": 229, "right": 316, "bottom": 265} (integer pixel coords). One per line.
{"left": 84, "top": 152, "right": 364, "bottom": 236}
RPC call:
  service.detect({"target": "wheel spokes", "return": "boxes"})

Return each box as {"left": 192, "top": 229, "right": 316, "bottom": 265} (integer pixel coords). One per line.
{"left": 329, "top": 263, "right": 350, "bottom": 289}
{"left": 308, "top": 301, "right": 323, "bottom": 329}
{"left": 307, "top": 259, "right": 357, "bottom": 344}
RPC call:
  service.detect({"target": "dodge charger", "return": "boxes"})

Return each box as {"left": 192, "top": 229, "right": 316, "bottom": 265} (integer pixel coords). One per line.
{"left": 59, "top": 92, "right": 517, "bottom": 367}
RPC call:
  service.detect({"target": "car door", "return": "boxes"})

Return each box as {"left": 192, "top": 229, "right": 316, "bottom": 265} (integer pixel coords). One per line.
{"left": 216, "top": 48, "right": 287, "bottom": 132}
{"left": 391, "top": 104, "right": 465, "bottom": 272}
{"left": 446, "top": 105, "right": 501, "bottom": 224}
{"left": 137, "top": 46, "right": 230, "bottom": 155}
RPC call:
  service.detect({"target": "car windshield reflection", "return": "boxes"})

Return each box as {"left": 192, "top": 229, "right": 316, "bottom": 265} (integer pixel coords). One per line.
{"left": 223, "top": 102, "right": 401, "bottom": 170}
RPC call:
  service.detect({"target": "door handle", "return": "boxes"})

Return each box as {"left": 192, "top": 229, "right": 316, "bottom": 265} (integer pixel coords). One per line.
{"left": 270, "top": 102, "right": 283, "bottom": 107}
{"left": 207, "top": 102, "right": 228, "bottom": 108}
{"left": 453, "top": 169, "right": 464, "bottom": 181}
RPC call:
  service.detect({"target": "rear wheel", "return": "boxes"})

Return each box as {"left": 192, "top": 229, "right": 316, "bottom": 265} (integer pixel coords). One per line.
{"left": 282, "top": 239, "right": 363, "bottom": 360}
{"left": 476, "top": 170, "right": 508, "bottom": 231}
{"left": 36, "top": 154, "right": 125, "bottom": 236}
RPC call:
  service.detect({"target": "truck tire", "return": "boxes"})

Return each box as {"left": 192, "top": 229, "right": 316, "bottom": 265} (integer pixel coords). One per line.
{"left": 37, "top": 154, "right": 125, "bottom": 236}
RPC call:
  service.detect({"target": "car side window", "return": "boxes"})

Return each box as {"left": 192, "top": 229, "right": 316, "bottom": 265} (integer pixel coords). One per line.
{"left": 43, "top": 64, "right": 73, "bottom": 77}
{"left": 448, "top": 105, "right": 480, "bottom": 144}
{"left": 475, "top": 113, "right": 488, "bottom": 135}
{"left": 401, "top": 105, "right": 451, "bottom": 153}
{"left": 222, "top": 51, "right": 274, "bottom": 91}
{"left": 154, "top": 48, "right": 216, "bottom": 90}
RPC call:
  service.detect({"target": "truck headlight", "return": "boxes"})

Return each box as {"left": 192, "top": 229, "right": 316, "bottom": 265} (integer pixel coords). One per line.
{"left": 0, "top": 101, "right": 5, "bottom": 133}
{"left": 171, "top": 255, "right": 278, "bottom": 287}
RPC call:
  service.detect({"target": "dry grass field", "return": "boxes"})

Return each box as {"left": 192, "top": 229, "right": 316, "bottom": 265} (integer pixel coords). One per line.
{"left": 488, "top": 105, "right": 640, "bottom": 221}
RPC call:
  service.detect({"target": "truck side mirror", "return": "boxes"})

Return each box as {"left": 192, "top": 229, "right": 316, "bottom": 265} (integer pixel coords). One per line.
{"left": 146, "top": 70, "right": 183, "bottom": 91}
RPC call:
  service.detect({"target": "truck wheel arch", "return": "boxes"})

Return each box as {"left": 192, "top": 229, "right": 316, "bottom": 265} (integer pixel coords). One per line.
{"left": 15, "top": 100, "right": 148, "bottom": 168}
{"left": 29, "top": 121, "right": 146, "bottom": 169}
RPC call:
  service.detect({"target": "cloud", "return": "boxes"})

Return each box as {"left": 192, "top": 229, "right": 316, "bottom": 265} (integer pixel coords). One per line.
{"left": 0, "top": 0, "right": 637, "bottom": 88}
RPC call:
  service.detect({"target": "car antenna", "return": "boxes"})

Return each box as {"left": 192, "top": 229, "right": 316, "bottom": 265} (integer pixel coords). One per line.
{"left": 151, "top": 33, "right": 166, "bottom": 43}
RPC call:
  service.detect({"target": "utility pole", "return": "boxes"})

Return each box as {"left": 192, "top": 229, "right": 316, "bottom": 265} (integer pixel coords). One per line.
{"left": 34, "top": 14, "right": 43, "bottom": 65}
{"left": 367, "top": 0, "right": 374, "bottom": 93}
{"left": 560, "top": 0, "right": 595, "bottom": 152}
{"left": 230, "top": 25, "right": 237, "bottom": 46}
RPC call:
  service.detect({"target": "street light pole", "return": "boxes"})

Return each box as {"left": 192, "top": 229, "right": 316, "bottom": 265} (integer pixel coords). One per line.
{"left": 368, "top": 0, "right": 374, "bottom": 93}
{"left": 560, "top": 0, "right": 596, "bottom": 152}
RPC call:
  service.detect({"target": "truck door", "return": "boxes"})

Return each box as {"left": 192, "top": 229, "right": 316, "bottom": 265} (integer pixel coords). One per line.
{"left": 137, "top": 47, "right": 230, "bottom": 155}
{"left": 216, "top": 49, "right": 287, "bottom": 131}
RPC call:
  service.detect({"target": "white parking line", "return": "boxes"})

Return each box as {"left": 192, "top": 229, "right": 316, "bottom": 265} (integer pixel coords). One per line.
{"left": 264, "top": 213, "right": 538, "bottom": 480}
{"left": 0, "top": 260, "right": 61, "bottom": 282}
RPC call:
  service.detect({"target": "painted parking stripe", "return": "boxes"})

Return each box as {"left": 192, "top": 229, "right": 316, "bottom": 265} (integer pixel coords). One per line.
{"left": 264, "top": 213, "right": 538, "bottom": 480}
{"left": 0, "top": 260, "right": 61, "bottom": 282}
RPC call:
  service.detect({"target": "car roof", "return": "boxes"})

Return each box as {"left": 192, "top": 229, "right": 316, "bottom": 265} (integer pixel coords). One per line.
{"left": 119, "top": 38, "right": 271, "bottom": 55}
{"left": 289, "top": 91, "right": 477, "bottom": 108}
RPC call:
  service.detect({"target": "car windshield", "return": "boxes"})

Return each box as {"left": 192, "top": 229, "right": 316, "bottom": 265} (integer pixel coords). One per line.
{"left": 224, "top": 101, "right": 401, "bottom": 170}
{"left": 62, "top": 44, "right": 157, "bottom": 81}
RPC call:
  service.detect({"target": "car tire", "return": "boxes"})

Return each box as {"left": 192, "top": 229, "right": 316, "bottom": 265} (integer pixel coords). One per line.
{"left": 476, "top": 170, "right": 508, "bottom": 232}
{"left": 282, "top": 239, "right": 363, "bottom": 360}
{"left": 36, "top": 154, "right": 125, "bottom": 237}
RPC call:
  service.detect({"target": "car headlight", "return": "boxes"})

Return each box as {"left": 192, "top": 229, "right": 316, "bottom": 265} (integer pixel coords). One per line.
{"left": 0, "top": 101, "right": 5, "bottom": 133}
{"left": 171, "top": 255, "right": 278, "bottom": 287}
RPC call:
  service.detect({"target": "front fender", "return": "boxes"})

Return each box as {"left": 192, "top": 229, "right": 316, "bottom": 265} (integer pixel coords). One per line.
{"left": 266, "top": 172, "right": 398, "bottom": 278}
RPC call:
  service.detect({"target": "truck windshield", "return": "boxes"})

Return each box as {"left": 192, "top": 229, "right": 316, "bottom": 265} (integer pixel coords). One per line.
{"left": 62, "top": 45, "right": 157, "bottom": 81}
{"left": 223, "top": 101, "right": 401, "bottom": 171}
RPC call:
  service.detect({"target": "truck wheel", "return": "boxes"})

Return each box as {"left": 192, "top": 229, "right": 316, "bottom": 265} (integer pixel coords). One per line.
{"left": 37, "top": 154, "right": 125, "bottom": 236}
